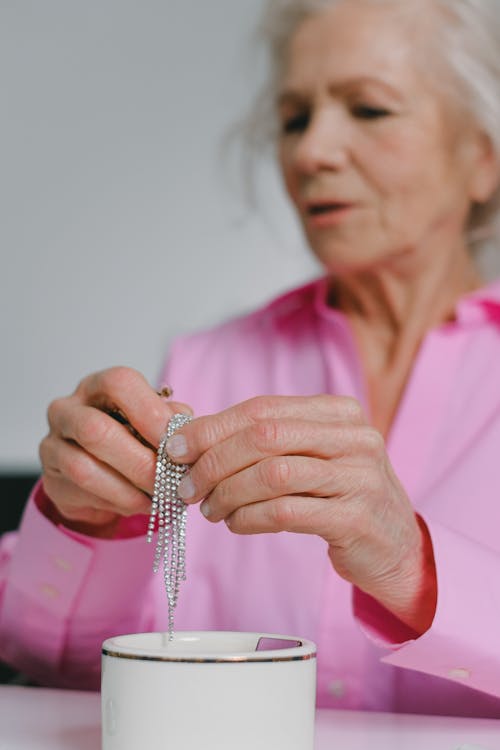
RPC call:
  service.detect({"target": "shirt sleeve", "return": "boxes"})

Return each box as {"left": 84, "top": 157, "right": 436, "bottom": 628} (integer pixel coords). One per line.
{"left": 353, "top": 514, "right": 500, "bottom": 699}
{"left": 0, "top": 480, "right": 156, "bottom": 690}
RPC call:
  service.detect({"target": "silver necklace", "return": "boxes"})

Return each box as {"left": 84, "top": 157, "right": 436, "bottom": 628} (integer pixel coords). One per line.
{"left": 147, "top": 413, "right": 192, "bottom": 639}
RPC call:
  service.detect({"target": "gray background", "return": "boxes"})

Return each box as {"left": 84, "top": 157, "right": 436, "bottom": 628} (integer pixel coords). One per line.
{"left": 3, "top": 2, "right": 499, "bottom": 471}
{"left": 1, "top": 0, "right": 318, "bottom": 470}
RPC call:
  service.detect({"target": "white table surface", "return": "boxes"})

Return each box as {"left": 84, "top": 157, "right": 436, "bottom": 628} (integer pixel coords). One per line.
{"left": 0, "top": 685, "right": 498, "bottom": 750}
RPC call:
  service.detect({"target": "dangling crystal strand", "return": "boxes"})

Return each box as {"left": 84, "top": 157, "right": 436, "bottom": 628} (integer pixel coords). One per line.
{"left": 153, "top": 454, "right": 167, "bottom": 574}
{"left": 147, "top": 413, "right": 192, "bottom": 640}
{"left": 147, "top": 444, "right": 165, "bottom": 543}
{"left": 173, "top": 495, "right": 185, "bottom": 604}
{"left": 179, "top": 504, "right": 188, "bottom": 582}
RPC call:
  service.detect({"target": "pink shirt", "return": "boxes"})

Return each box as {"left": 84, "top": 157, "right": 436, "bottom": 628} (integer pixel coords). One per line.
{"left": 1, "top": 277, "right": 500, "bottom": 718}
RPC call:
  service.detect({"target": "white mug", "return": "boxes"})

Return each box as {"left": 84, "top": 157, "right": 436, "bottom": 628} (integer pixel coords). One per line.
{"left": 101, "top": 630, "right": 316, "bottom": 749}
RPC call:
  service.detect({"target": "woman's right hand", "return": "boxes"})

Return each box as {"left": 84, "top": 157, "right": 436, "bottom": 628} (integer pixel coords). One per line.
{"left": 39, "top": 367, "right": 192, "bottom": 537}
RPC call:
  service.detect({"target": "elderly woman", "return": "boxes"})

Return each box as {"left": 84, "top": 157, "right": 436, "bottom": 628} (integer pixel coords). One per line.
{"left": 1, "top": 0, "right": 500, "bottom": 717}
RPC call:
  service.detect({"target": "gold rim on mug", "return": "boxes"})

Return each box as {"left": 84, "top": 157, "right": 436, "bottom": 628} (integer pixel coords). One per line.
{"left": 102, "top": 632, "right": 317, "bottom": 664}
{"left": 101, "top": 649, "right": 316, "bottom": 664}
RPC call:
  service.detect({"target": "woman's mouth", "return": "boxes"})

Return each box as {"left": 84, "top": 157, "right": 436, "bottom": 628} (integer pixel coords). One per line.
{"left": 305, "top": 201, "right": 355, "bottom": 228}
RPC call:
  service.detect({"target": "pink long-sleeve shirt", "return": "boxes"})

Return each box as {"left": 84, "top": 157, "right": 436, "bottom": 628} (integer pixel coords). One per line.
{"left": 1, "top": 277, "right": 500, "bottom": 718}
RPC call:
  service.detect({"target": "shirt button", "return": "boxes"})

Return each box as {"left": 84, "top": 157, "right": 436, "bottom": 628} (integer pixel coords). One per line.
{"left": 51, "top": 556, "right": 72, "bottom": 572}
{"left": 448, "top": 668, "right": 471, "bottom": 680}
{"left": 328, "top": 679, "right": 346, "bottom": 699}
{"left": 39, "top": 583, "right": 60, "bottom": 599}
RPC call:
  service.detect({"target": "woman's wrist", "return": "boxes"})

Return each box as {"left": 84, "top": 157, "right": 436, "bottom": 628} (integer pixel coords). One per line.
{"left": 370, "top": 515, "right": 438, "bottom": 636}
{"left": 36, "top": 483, "right": 121, "bottom": 539}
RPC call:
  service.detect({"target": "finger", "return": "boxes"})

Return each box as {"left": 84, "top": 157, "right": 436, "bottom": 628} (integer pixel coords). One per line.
{"left": 42, "top": 474, "right": 118, "bottom": 522}
{"left": 41, "top": 434, "right": 152, "bottom": 516}
{"left": 48, "top": 402, "right": 159, "bottom": 493}
{"left": 198, "top": 455, "right": 364, "bottom": 523}
{"left": 41, "top": 475, "right": 129, "bottom": 539}
{"left": 166, "top": 394, "right": 365, "bottom": 464}
{"left": 181, "top": 421, "right": 383, "bottom": 504}
{"left": 74, "top": 367, "right": 192, "bottom": 448}
{"left": 224, "top": 494, "right": 343, "bottom": 537}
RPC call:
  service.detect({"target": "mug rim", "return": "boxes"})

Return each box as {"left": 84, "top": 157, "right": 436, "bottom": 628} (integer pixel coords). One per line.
{"left": 102, "top": 630, "right": 317, "bottom": 664}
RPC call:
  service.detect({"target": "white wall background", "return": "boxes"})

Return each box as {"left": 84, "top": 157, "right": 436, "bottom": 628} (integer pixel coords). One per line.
{"left": 1, "top": 0, "right": 319, "bottom": 470}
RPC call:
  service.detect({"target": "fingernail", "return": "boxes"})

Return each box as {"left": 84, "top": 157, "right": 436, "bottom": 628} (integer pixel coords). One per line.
{"left": 200, "top": 500, "right": 211, "bottom": 518}
{"left": 166, "top": 434, "right": 188, "bottom": 458}
{"left": 177, "top": 475, "right": 195, "bottom": 499}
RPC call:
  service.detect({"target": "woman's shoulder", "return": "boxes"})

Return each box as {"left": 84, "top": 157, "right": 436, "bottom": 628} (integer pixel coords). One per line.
{"left": 159, "top": 278, "right": 326, "bottom": 410}
{"left": 174, "top": 277, "right": 324, "bottom": 349}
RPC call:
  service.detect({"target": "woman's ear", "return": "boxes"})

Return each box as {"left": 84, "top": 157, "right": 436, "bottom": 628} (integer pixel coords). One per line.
{"left": 469, "top": 131, "right": 500, "bottom": 204}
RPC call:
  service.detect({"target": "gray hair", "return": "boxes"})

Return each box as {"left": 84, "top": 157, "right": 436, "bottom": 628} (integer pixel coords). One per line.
{"left": 241, "top": 0, "right": 500, "bottom": 252}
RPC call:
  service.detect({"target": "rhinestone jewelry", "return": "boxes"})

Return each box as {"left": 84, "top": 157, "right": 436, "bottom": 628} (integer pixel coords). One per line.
{"left": 147, "top": 412, "right": 192, "bottom": 639}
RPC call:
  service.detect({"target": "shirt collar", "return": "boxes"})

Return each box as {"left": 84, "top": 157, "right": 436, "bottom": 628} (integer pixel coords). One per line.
{"left": 313, "top": 275, "right": 500, "bottom": 327}
{"left": 455, "top": 278, "right": 500, "bottom": 325}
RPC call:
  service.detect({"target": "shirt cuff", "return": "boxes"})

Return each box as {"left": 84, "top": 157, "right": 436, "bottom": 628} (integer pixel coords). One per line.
{"left": 353, "top": 587, "right": 419, "bottom": 648}
{"left": 35, "top": 482, "right": 149, "bottom": 539}
{"left": 0, "top": 480, "right": 155, "bottom": 685}
{"left": 354, "top": 516, "right": 500, "bottom": 698}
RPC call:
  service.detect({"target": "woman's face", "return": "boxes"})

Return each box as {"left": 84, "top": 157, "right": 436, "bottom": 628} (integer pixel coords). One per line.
{"left": 278, "top": 1, "right": 495, "bottom": 275}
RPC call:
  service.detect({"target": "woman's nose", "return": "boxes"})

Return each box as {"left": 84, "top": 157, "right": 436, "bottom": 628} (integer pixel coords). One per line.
{"left": 293, "top": 110, "right": 350, "bottom": 175}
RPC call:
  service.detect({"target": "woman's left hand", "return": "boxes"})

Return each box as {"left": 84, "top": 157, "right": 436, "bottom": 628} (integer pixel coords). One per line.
{"left": 166, "top": 395, "right": 437, "bottom": 635}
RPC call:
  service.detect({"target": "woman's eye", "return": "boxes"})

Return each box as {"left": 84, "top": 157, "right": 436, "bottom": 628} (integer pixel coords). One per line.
{"left": 281, "top": 112, "right": 310, "bottom": 134}
{"left": 352, "top": 105, "right": 391, "bottom": 120}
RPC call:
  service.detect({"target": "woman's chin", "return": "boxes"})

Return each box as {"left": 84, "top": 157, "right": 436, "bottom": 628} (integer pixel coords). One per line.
{"left": 309, "top": 238, "right": 424, "bottom": 278}
{"left": 311, "top": 248, "right": 394, "bottom": 276}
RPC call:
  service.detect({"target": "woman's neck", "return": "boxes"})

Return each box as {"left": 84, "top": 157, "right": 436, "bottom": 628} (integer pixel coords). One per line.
{"left": 329, "top": 246, "right": 482, "bottom": 435}
{"left": 331, "top": 246, "right": 482, "bottom": 366}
